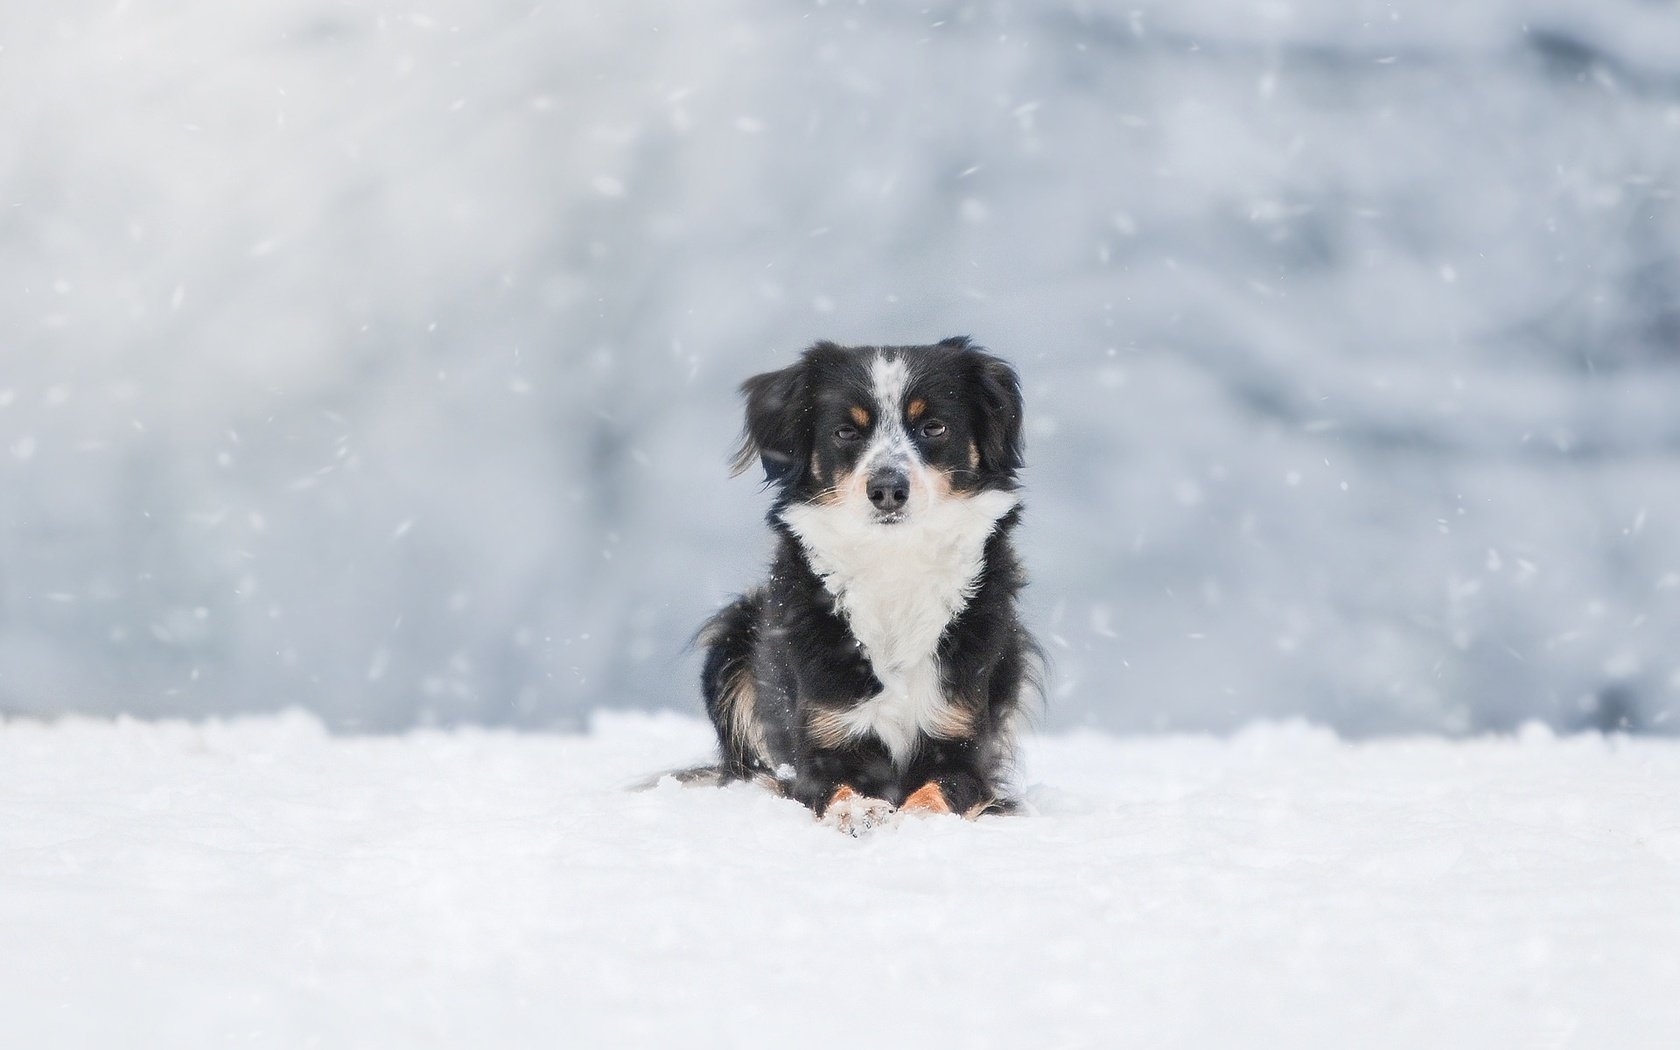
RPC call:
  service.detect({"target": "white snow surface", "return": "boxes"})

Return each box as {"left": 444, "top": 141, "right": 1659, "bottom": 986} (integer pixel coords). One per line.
{"left": 3, "top": 713, "right": 1677, "bottom": 1048}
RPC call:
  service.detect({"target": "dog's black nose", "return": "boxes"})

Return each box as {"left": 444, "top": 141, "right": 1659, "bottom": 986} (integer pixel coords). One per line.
{"left": 867, "top": 471, "right": 909, "bottom": 513}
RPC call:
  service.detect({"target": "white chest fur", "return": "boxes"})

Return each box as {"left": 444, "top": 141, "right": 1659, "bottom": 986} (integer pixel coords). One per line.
{"left": 780, "top": 488, "right": 1018, "bottom": 765}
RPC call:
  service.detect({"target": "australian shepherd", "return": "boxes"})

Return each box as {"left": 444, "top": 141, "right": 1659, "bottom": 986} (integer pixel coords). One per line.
{"left": 696, "top": 337, "right": 1038, "bottom": 834}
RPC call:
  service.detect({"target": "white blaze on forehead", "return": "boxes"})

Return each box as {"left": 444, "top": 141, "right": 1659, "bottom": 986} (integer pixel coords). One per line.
{"left": 869, "top": 352, "right": 910, "bottom": 422}
{"left": 862, "top": 351, "right": 913, "bottom": 473}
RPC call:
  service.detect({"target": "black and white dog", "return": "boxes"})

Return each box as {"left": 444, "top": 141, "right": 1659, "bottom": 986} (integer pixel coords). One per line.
{"left": 698, "top": 337, "right": 1038, "bottom": 833}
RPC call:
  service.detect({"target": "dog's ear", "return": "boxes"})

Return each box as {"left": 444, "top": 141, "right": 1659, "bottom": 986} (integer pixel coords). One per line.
{"left": 967, "top": 348, "right": 1025, "bottom": 474}
{"left": 730, "top": 360, "right": 811, "bottom": 483}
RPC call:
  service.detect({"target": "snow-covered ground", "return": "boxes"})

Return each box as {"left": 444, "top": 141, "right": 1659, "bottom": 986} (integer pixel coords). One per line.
{"left": 3, "top": 714, "right": 1676, "bottom": 1048}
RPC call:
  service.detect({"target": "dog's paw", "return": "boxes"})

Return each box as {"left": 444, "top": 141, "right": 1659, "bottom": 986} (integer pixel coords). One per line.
{"left": 900, "top": 781, "right": 953, "bottom": 817}
{"left": 821, "top": 785, "right": 896, "bottom": 836}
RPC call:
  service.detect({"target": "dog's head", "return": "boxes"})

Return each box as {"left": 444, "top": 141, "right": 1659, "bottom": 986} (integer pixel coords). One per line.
{"left": 731, "top": 337, "right": 1024, "bottom": 524}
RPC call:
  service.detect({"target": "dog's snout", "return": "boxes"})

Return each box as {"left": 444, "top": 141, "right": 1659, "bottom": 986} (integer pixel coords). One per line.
{"left": 867, "top": 470, "right": 910, "bottom": 514}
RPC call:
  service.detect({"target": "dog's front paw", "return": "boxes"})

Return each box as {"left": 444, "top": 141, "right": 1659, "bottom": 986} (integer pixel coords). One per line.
{"left": 900, "top": 781, "right": 953, "bottom": 816}
{"left": 821, "top": 785, "right": 896, "bottom": 836}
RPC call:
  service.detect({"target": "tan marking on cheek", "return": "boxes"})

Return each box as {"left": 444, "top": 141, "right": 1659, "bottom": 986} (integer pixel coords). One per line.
{"left": 849, "top": 405, "right": 870, "bottom": 428}
{"left": 826, "top": 466, "right": 870, "bottom": 508}
{"left": 817, "top": 467, "right": 858, "bottom": 506}
{"left": 907, "top": 398, "right": 926, "bottom": 421}
{"left": 901, "top": 782, "right": 951, "bottom": 815}
{"left": 923, "top": 465, "right": 955, "bottom": 500}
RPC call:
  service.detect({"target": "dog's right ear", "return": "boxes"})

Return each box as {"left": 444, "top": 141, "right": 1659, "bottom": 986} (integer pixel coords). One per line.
{"left": 965, "top": 348, "right": 1025, "bottom": 476}
{"left": 730, "top": 361, "right": 810, "bottom": 483}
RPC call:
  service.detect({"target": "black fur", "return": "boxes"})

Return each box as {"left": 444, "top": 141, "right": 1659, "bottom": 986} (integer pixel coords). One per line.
{"left": 698, "top": 338, "right": 1039, "bottom": 823}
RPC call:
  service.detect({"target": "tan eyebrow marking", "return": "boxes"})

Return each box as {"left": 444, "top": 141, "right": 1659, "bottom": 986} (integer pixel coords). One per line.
{"left": 849, "top": 405, "right": 869, "bottom": 427}
{"left": 907, "top": 398, "right": 926, "bottom": 420}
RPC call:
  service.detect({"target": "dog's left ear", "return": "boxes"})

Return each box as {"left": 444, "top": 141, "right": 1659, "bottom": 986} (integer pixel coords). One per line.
{"left": 730, "top": 360, "right": 811, "bottom": 484}
{"left": 967, "top": 348, "right": 1025, "bottom": 474}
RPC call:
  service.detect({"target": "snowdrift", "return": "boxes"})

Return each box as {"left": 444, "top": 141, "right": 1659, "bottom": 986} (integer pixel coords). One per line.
{"left": 2, "top": 713, "right": 1676, "bottom": 1047}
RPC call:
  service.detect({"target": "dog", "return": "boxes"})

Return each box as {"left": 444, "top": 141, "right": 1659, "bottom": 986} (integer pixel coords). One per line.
{"left": 696, "top": 337, "right": 1039, "bottom": 833}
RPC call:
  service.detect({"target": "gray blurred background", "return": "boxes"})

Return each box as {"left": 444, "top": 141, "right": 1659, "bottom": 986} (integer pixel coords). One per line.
{"left": 4, "top": 1, "right": 1679, "bottom": 734}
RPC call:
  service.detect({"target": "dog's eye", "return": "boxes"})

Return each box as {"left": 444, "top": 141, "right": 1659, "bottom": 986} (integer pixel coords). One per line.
{"left": 919, "top": 420, "right": 947, "bottom": 438}
{"left": 834, "top": 424, "right": 862, "bottom": 442}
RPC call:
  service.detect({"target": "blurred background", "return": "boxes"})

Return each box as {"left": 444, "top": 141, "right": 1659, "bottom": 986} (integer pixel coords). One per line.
{"left": 3, "top": 1, "right": 1678, "bottom": 734}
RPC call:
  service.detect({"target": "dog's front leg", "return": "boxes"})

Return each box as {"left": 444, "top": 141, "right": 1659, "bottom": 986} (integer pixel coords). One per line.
{"left": 790, "top": 739, "right": 897, "bottom": 835}
{"left": 901, "top": 738, "right": 993, "bottom": 819}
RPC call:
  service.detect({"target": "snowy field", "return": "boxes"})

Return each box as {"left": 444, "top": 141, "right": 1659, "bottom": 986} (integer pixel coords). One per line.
{"left": 3, "top": 714, "right": 1677, "bottom": 1048}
